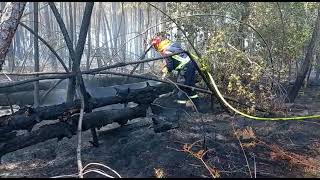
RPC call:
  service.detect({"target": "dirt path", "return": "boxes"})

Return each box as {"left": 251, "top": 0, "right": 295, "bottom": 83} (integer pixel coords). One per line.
{"left": 0, "top": 86, "right": 320, "bottom": 178}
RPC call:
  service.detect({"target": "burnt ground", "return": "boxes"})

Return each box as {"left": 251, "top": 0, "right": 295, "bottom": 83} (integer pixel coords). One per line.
{"left": 1, "top": 86, "right": 320, "bottom": 178}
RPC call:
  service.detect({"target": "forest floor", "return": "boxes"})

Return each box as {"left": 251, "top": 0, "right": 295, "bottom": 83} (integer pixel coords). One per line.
{"left": 0, "top": 85, "right": 320, "bottom": 178}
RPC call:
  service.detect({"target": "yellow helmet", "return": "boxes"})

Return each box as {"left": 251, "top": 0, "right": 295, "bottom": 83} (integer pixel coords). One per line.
{"left": 157, "top": 39, "right": 172, "bottom": 52}
{"left": 151, "top": 36, "right": 172, "bottom": 53}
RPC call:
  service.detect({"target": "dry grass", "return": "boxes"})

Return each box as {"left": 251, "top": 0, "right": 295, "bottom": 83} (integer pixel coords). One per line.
{"left": 266, "top": 143, "right": 318, "bottom": 175}
{"left": 168, "top": 140, "right": 220, "bottom": 178}
{"left": 233, "top": 125, "right": 319, "bottom": 176}
{"left": 234, "top": 126, "right": 257, "bottom": 149}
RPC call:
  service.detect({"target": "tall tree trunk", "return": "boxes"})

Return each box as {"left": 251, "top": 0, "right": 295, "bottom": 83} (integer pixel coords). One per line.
{"left": 315, "top": 49, "right": 320, "bottom": 80}
{"left": 237, "top": 2, "right": 250, "bottom": 52}
{"left": 59, "top": 2, "right": 66, "bottom": 64}
{"left": 101, "top": 8, "right": 110, "bottom": 60}
{"left": 64, "top": 2, "right": 69, "bottom": 63}
{"left": 138, "top": 3, "right": 144, "bottom": 73}
{"left": 66, "top": 2, "right": 75, "bottom": 103}
{"left": 134, "top": 4, "right": 138, "bottom": 62}
{"left": 73, "top": 2, "right": 94, "bottom": 105}
{"left": 111, "top": 2, "right": 118, "bottom": 57}
{"left": 276, "top": 2, "right": 289, "bottom": 81}
{"left": 120, "top": 2, "right": 126, "bottom": 63}
{"left": 86, "top": 20, "right": 91, "bottom": 71}
{"left": 73, "top": 2, "right": 77, "bottom": 48}
{"left": 288, "top": 6, "right": 320, "bottom": 102}
{"left": 28, "top": 3, "right": 34, "bottom": 61}
{"left": 160, "top": 2, "right": 167, "bottom": 32}
{"left": 102, "top": 8, "right": 114, "bottom": 58}
{"left": 0, "top": 2, "right": 26, "bottom": 71}
{"left": 44, "top": 4, "right": 57, "bottom": 71}
{"left": 33, "top": 2, "right": 40, "bottom": 108}
{"left": 49, "top": 2, "right": 93, "bottom": 105}
{"left": 305, "top": 62, "right": 313, "bottom": 88}
{"left": 95, "top": 2, "right": 102, "bottom": 68}
{"left": 14, "top": 26, "right": 22, "bottom": 61}
{"left": 7, "top": 43, "right": 14, "bottom": 72}
{"left": 19, "top": 22, "right": 26, "bottom": 59}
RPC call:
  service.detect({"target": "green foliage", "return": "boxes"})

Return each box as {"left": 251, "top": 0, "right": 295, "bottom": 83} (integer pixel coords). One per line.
{"left": 163, "top": 2, "right": 320, "bottom": 114}
{"left": 201, "top": 31, "right": 273, "bottom": 113}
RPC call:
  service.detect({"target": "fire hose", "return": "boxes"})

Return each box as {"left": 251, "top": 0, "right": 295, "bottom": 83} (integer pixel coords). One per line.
{"left": 187, "top": 52, "right": 320, "bottom": 121}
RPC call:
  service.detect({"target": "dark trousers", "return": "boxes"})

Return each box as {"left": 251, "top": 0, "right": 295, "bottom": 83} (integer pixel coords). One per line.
{"left": 176, "top": 62, "right": 197, "bottom": 101}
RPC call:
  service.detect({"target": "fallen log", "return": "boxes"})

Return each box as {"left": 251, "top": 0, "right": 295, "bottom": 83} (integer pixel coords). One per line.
{"left": 0, "top": 82, "right": 173, "bottom": 134}
{"left": 0, "top": 105, "right": 147, "bottom": 157}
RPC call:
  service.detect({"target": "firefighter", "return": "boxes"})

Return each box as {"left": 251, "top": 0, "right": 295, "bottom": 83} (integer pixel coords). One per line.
{"left": 150, "top": 35, "right": 199, "bottom": 108}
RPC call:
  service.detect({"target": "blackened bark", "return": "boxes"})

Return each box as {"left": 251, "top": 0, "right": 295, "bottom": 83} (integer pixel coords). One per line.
{"left": 33, "top": 2, "right": 40, "bottom": 108}
{"left": 288, "top": 7, "right": 320, "bottom": 102}
{"left": 0, "top": 105, "right": 148, "bottom": 157}
{"left": 0, "top": 82, "right": 172, "bottom": 133}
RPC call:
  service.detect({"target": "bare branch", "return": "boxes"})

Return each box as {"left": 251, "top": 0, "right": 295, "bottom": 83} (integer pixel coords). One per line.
{"left": 40, "top": 79, "right": 65, "bottom": 105}
{"left": 48, "top": 2, "right": 75, "bottom": 61}
{"left": 19, "top": 22, "right": 69, "bottom": 72}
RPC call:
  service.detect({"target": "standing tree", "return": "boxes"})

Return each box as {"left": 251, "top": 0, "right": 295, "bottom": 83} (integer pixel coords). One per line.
{"left": 0, "top": 2, "right": 26, "bottom": 71}
{"left": 237, "top": 2, "right": 250, "bottom": 52}
{"left": 33, "top": 2, "right": 40, "bottom": 107}
{"left": 288, "top": 4, "right": 320, "bottom": 102}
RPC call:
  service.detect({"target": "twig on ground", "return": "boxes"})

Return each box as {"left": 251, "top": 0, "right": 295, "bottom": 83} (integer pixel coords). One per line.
{"left": 230, "top": 120, "right": 253, "bottom": 178}
{"left": 168, "top": 140, "right": 220, "bottom": 178}
{"left": 75, "top": 83, "right": 85, "bottom": 178}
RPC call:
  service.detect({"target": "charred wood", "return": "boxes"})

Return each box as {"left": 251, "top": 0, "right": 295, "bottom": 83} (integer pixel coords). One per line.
{"left": 0, "top": 105, "right": 147, "bottom": 157}
{"left": 0, "top": 83, "right": 173, "bottom": 133}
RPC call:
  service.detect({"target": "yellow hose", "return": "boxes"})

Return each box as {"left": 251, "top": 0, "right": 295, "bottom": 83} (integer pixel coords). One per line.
{"left": 207, "top": 72, "right": 320, "bottom": 121}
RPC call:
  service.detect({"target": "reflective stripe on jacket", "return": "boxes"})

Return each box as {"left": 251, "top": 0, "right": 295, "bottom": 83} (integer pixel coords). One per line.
{"left": 162, "top": 42, "right": 190, "bottom": 72}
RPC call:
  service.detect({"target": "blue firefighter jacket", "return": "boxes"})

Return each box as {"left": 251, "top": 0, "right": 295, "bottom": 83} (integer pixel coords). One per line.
{"left": 164, "top": 42, "right": 190, "bottom": 72}
{"left": 163, "top": 42, "right": 196, "bottom": 87}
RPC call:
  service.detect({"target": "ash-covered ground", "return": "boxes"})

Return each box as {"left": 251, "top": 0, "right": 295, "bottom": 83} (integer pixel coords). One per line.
{"left": 0, "top": 88, "right": 320, "bottom": 178}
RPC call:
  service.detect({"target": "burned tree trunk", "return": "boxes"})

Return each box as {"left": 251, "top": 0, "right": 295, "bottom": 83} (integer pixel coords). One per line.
{"left": 44, "top": 4, "right": 57, "bottom": 71}
{"left": 74, "top": 2, "right": 94, "bottom": 105}
{"left": 0, "top": 82, "right": 172, "bottom": 134}
{"left": 7, "top": 43, "right": 14, "bottom": 72}
{"left": 315, "top": 49, "right": 320, "bottom": 80}
{"left": 95, "top": 2, "right": 102, "bottom": 68}
{"left": 33, "top": 2, "right": 40, "bottom": 108}
{"left": 86, "top": 18, "right": 91, "bottom": 71}
{"left": 67, "top": 2, "right": 75, "bottom": 103}
{"left": 0, "top": 105, "right": 148, "bottom": 157}
{"left": 0, "top": 2, "right": 26, "bottom": 71}
{"left": 288, "top": 6, "right": 320, "bottom": 102}
{"left": 0, "top": 81, "right": 172, "bottom": 157}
